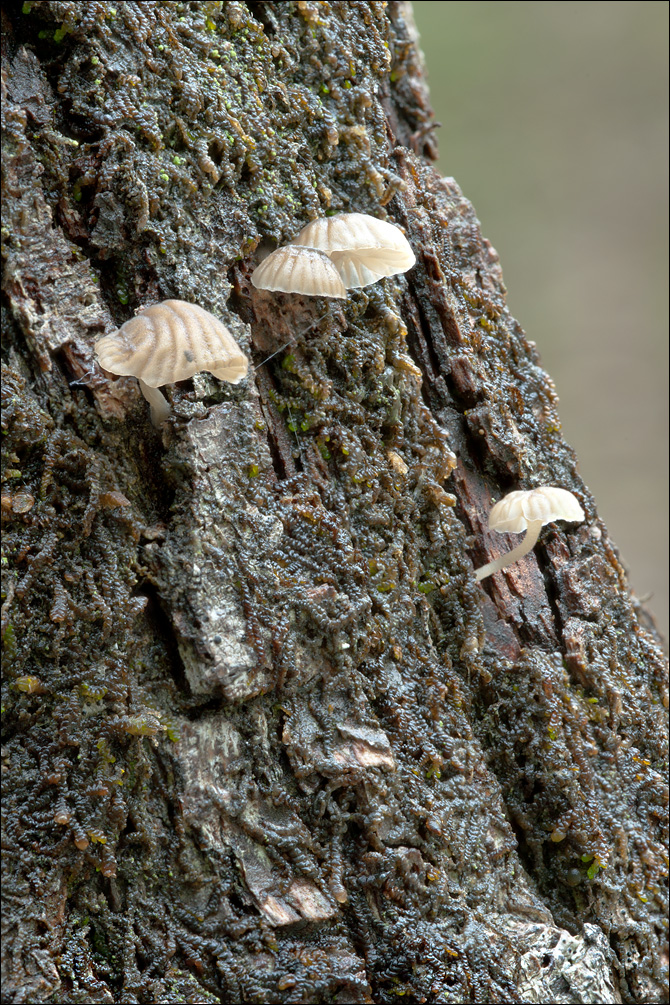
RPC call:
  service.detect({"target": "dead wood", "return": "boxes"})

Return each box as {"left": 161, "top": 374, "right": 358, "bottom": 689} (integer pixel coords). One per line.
{"left": 1, "top": 3, "right": 667, "bottom": 1003}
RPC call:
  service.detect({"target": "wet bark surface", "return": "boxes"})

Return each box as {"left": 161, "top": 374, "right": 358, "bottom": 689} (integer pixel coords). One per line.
{"left": 1, "top": 3, "right": 667, "bottom": 1003}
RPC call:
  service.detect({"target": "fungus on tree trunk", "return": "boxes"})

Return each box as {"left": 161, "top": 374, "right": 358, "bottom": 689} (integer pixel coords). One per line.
{"left": 474, "top": 486, "right": 585, "bottom": 581}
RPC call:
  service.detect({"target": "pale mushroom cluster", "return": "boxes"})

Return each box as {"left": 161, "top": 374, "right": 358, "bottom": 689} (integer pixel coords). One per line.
{"left": 251, "top": 213, "right": 416, "bottom": 297}
{"left": 474, "top": 486, "right": 585, "bottom": 581}
{"left": 94, "top": 300, "right": 248, "bottom": 426}
{"left": 90, "top": 243, "right": 586, "bottom": 592}
{"left": 92, "top": 214, "right": 414, "bottom": 425}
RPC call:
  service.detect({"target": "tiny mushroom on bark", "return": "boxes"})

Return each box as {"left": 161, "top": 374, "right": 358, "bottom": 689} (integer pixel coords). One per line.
{"left": 94, "top": 300, "right": 248, "bottom": 426}
{"left": 291, "top": 212, "right": 416, "bottom": 289}
{"left": 251, "top": 245, "right": 347, "bottom": 298}
{"left": 474, "top": 486, "right": 585, "bottom": 582}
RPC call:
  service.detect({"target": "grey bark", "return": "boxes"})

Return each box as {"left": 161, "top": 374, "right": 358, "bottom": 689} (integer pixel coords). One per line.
{"left": 1, "top": 3, "right": 667, "bottom": 1003}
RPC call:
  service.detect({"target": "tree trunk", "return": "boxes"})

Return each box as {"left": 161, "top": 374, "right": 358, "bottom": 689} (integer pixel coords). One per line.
{"left": 2, "top": 3, "right": 667, "bottom": 1003}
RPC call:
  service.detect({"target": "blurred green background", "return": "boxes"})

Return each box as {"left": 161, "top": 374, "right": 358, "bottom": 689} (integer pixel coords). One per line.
{"left": 412, "top": 0, "right": 668, "bottom": 638}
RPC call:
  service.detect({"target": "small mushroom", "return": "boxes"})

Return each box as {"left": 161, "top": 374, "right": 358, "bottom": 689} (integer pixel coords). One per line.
{"left": 251, "top": 245, "right": 347, "bottom": 298}
{"left": 291, "top": 212, "right": 416, "bottom": 289}
{"left": 94, "top": 300, "right": 248, "bottom": 425}
{"left": 474, "top": 486, "right": 585, "bottom": 581}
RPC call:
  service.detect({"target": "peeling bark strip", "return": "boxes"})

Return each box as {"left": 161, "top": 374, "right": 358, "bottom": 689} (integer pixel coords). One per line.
{"left": 1, "top": 3, "right": 667, "bottom": 1004}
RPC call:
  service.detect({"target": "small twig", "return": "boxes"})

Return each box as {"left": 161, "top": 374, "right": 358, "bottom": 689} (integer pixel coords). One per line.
{"left": 254, "top": 311, "right": 331, "bottom": 370}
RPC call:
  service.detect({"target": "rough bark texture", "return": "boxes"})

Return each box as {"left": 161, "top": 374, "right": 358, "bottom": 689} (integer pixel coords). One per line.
{"left": 1, "top": 3, "right": 668, "bottom": 1003}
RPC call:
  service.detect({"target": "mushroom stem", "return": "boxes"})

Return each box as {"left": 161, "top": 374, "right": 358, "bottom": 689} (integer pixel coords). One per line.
{"left": 138, "top": 379, "right": 171, "bottom": 426}
{"left": 474, "top": 519, "right": 543, "bottom": 582}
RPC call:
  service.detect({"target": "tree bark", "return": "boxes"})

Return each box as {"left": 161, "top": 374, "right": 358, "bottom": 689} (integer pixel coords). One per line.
{"left": 1, "top": 3, "right": 667, "bottom": 1003}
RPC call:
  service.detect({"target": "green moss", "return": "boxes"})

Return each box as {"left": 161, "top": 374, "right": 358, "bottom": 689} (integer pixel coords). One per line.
{"left": 14, "top": 675, "right": 41, "bottom": 693}
{"left": 2, "top": 622, "right": 16, "bottom": 657}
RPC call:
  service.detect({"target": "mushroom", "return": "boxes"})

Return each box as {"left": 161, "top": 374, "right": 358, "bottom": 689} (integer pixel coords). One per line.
{"left": 291, "top": 212, "right": 416, "bottom": 289}
{"left": 94, "top": 300, "right": 248, "bottom": 426}
{"left": 251, "top": 245, "right": 347, "bottom": 298}
{"left": 474, "top": 486, "right": 585, "bottom": 581}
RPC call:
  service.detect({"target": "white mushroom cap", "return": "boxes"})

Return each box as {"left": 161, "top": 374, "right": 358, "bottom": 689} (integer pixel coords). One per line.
{"left": 94, "top": 300, "right": 249, "bottom": 388}
{"left": 474, "top": 486, "right": 585, "bottom": 582}
{"left": 291, "top": 213, "right": 416, "bottom": 289}
{"left": 251, "top": 245, "right": 347, "bottom": 298}
{"left": 488, "top": 486, "right": 585, "bottom": 534}
{"left": 292, "top": 213, "right": 413, "bottom": 258}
